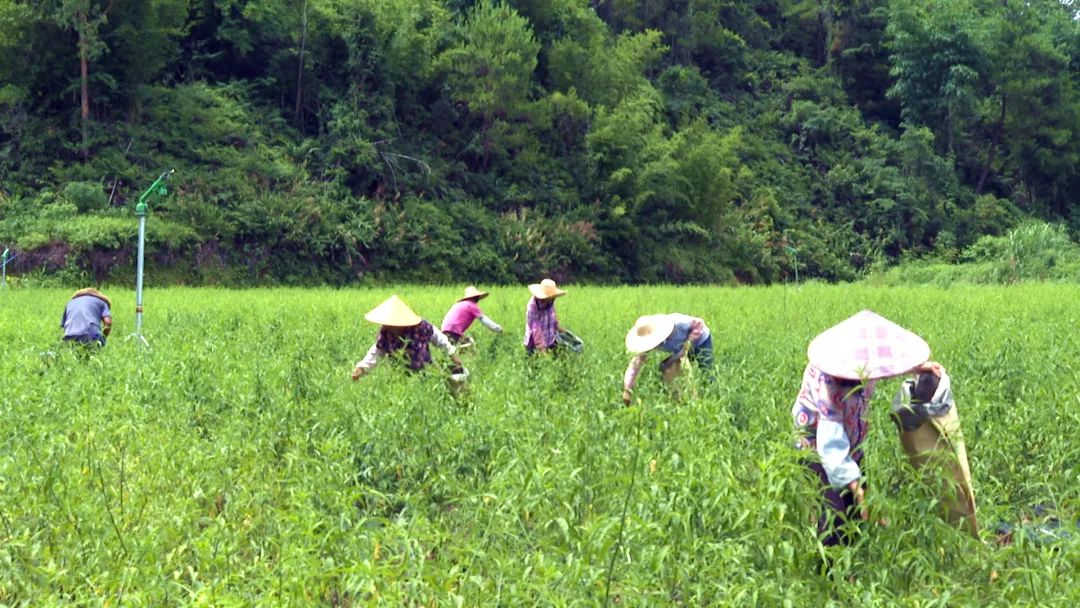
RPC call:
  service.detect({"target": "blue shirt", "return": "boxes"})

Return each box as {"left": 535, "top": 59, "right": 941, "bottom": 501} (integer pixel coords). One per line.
{"left": 62, "top": 296, "right": 111, "bottom": 339}
{"left": 657, "top": 314, "right": 710, "bottom": 354}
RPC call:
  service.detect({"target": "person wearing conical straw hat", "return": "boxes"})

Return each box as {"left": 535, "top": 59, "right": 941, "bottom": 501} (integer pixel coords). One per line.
{"left": 791, "top": 310, "right": 937, "bottom": 546}
{"left": 61, "top": 288, "right": 113, "bottom": 347}
{"left": 622, "top": 313, "right": 713, "bottom": 405}
{"left": 440, "top": 286, "right": 503, "bottom": 345}
{"left": 523, "top": 278, "right": 567, "bottom": 354}
{"left": 351, "top": 295, "right": 463, "bottom": 379}
{"left": 891, "top": 363, "right": 978, "bottom": 539}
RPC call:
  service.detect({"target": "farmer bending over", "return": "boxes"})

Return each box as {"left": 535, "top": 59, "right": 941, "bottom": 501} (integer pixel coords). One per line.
{"left": 352, "top": 295, "right": 462, "bottom": 379}
{"left": 791, "top": 310, "right": 931, "bottom": 546}
{"left": 622, "top": 313, "right": 714, "bottom": 405}
{"left": 523, "top": 279, "right": 566, "bottom": 354}
{"left": 440, "top": 286, "right": 503, "bottom": 345}
{"left": 61, "top": 288, "right": 112, "bottom": 347}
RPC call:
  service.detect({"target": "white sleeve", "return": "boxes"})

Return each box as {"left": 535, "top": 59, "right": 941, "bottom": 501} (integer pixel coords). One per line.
{"left": 354, "top": 344, "right": 382, "bottom": 370}
{"left": 816, "top": 417, "right": 861, "bottom": 489}
{"left": 431, "top": 328, "right": 457, "bottom": 356}
{"left": 479, "top": 315, "right": 503, "bottom": 333}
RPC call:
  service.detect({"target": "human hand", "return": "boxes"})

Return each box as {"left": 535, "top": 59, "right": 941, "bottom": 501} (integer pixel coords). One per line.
{"left": 351, "top": 367, "right": 364, "bottom": 381}
{"left": 848, "top": 480, "right": 869, "bottom": 521}
{"left": 622, "top": 388, "right": 632, "bottom": 406}
{"left": 911, "top": 361, "right": 943, "bottom": 378}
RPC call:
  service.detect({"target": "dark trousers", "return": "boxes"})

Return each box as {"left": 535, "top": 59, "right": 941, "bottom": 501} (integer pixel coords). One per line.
{"left": 64, "top": 334, "right": 105, "bottom": 347}
{"left": 525, "top": 340, "right": 559, "bottom": 356}
{"left": 806, "top": 456, "right": 863, "bottom": 546}
{"left": 690, "top": 334, "right": 714, "bottom": 370}
{"left": 659, "top": 335, "right": 714, "bottom": 376}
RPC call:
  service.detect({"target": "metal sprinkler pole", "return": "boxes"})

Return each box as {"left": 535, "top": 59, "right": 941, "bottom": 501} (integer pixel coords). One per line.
{"left": 784, "top": 245, "right": 799, "bottom": 283}
{"left": 134, "top": 205, "right": 147, "bottom": 339}
{"left": 1, "top": 250, "right": 15, "bottom": 291}
{"left": 131, "top": 169, "right": 174, "bottom": 346}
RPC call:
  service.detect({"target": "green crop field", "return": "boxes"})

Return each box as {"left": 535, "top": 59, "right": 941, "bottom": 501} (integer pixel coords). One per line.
{"left": 1, "top": 285, "right": 1078, "bottom": 606}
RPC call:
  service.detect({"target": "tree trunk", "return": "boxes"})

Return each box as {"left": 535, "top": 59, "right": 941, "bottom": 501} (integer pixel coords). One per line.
{"left": 74, "top": 1, "right": 114, "bottom": 161}
{"left": 294, "top": 0, "right": 308, "bottom": 131}
{"left": 78, "top": 10, "right": 90, "bottom": 161}
{"left": 975, "top": 92, "right": 1006, "bottom": 195}
{"left": 820, "top": 0, "right": 835, "bottom": 67}
{"left": 590, "top": 0, "right": 611, "bottom": 23}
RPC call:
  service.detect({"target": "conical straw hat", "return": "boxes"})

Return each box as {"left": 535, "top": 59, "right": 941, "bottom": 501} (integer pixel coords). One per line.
{"left": 71, "top": 288, "right": 112, "bottom": 308}
{"left": 528, "top": 278, "right": 567, "bottom": 300}
{"left": 458, "top": 286, "right": 489, "bottom": 302}
{"left": 364, "top": 295, "right": 422, "bottom": 327}
{"left": 808, "top": 310, "right": 930, "bottom": 380}
{"left": 625, "top": 314, "right": 676, "bottom": 354}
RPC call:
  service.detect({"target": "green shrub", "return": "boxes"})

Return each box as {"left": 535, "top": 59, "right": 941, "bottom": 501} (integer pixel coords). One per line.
{"left": 60, "top": 181, "right": 108, "bottom": 212}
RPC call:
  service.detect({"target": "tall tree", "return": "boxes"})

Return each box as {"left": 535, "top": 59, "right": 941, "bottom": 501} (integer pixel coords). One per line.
{"left": 438, "top": 0, "right": 541, "bottom": 170}
{"left": 49, "top": 0, "right": 116, "bottom": 160}
{"left": 887, "top": 0, "right": 990, "bottom": 155}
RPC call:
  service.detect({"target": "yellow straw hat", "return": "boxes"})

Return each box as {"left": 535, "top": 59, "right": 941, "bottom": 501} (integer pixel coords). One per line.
{"left": 458, "top": 286, "right": 490, "bottom": 302}
{"left": 527, "top": 278, "right": 567, "bottom": 300}
{"left": 364, "top": 295, "right": 423, "bottom": 327}
{"left": 71, "top": 288, "right": 112, "bottom": 308}
{"left": 625, "top": 314, "right": 677, "bottom": 354}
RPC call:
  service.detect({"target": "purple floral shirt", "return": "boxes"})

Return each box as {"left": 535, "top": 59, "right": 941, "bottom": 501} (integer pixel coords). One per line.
{"left": 376, "top": 320, "right": 435, "bottom": 370}
{"left": 523, "top": 297, "right": 558, "bottom": 349}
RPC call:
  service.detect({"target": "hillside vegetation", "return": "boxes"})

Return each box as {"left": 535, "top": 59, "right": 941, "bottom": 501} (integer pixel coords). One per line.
{"left": 1, "top": 1, "right": 1078, "bottom": 285}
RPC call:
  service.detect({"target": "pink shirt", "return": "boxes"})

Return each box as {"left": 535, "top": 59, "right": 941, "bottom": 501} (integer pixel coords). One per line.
{"left": 441, "top": 300, "right": 483, "bottom": 335}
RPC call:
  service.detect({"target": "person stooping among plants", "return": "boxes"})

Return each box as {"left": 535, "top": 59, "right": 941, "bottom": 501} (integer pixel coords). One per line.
{"left": 61, "top": 288, "right": 113, "bottom": 347}
{"left": 351, "top": 295, "right": 463, "bottom": 380}
{"left": 622, "top": 313, "right": 714, "bottom": 405}
{"left": 523, "top": 279, "right": 583, "bottom": 354}
{"left": 791, "top": 310, "right": 975, "bottom": 546}
{"left": 440, "top": 286, "right": 503, "bottom": 347}
{"left": 892, "top": 362, "right": 978, "bottom": 539}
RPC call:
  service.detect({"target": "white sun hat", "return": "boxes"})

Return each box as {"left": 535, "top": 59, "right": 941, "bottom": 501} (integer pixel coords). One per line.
{"left": 807, "top": 310, "right": 930, "bottom": 380}
{"left": 625, "top": 314, "right": 677, "bottom": 354}
{"left": 458, "top": 286, "right": 490, "bottom": 302}
{"left": 527, "top": 278, "right": 567, "bottom": 300}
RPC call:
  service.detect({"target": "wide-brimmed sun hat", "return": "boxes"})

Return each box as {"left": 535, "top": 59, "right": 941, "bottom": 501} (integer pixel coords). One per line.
{"left": 807, "top": 310, "right": 930, "bottom": 380}
{"left": 71, "top": 288, "right": 112, "bottom": 308}
{"left": 364, "top": 295, "right": 422, "bottom": 327}
{"left": 458, "top": 286, "right": 489, "bottom": 302}
{"left": 625, "top": 314, "right": 676, "bottom": 354}
{"left": 528, "top": 278, "right": 567, "bottom": 300}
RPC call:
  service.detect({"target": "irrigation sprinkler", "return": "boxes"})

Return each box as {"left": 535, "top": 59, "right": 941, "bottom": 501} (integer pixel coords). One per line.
{"left": 1, "top": 248, "right": 16, "bottom": 290}
{"left": 784, "top": 245, "right": 800, "bottom": 283}
{"left": 130, "top": 169, "right": 174, "bottom": 346}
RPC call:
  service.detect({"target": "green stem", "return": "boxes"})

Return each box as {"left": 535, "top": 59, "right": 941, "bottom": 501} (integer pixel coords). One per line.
{"left": 603, "top": 407, "right": 643, "bottom": 606}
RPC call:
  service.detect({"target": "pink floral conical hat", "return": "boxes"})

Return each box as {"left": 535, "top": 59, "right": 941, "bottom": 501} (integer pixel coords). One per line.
{"left": 807, "top": 310, "right": 930, "bottom": 380}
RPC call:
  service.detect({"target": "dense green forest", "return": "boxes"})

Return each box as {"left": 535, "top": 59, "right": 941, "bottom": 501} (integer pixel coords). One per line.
{"left": 0, "top": 0, "right": 1078, "bottom": 285}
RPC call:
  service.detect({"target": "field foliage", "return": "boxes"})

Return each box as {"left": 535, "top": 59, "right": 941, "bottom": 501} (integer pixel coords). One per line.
{"left": 1, "top": 285, "right": 1078, "bottom": 606}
